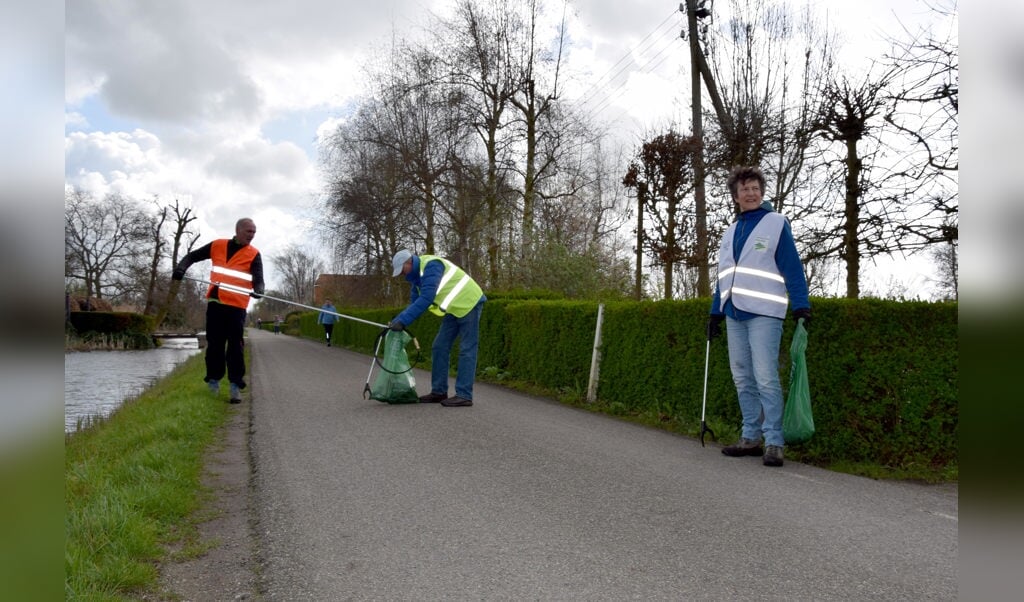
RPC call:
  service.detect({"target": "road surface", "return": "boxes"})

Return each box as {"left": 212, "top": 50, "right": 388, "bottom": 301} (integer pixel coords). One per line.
{"left": 245, "top": 327, "right": 957, "bottom": 600}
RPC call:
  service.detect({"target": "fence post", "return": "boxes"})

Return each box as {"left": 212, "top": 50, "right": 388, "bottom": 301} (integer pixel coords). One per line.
{"left": 587, "top": 303, "right": 605, "bottom": 403}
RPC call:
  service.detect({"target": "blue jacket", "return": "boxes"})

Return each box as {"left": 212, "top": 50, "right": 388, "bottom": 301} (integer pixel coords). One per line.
{"left": 318, "top": 304, "right": 338, "bottom": 325}
{"left": 711, "top": 201, "right": 809, "bottom": 320}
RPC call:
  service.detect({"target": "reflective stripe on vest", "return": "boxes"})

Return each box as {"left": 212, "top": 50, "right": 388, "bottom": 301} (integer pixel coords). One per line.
{"left": 716, "top": 213, "right": 789, "bottom": 318}
{"left": 418, "top": 255, "right": 483, "bottom": 318}
{"left": 208, "top": 239, "right": 259, "bottom": 310}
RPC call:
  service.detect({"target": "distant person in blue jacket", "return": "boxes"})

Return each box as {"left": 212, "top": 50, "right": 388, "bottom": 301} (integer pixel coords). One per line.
{"left": 388, "top": 250, "right": 486, "bottom": 407}
{"left": 318, "top": 299, "right": 338, "bottom": 346}
{"left": 708, "top": 166, "right": 811, "bottom": 467}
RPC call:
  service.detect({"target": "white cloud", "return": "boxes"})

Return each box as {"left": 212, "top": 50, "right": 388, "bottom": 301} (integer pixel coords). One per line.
{"left": 65, "top": 111, "right": 88, "bottom": 129}
{"left": 65, "top": 130, "right": 164, "bottom": 191}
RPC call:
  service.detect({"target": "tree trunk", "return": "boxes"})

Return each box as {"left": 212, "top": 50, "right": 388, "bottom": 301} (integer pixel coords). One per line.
{"left": 844, "top": 140, "right": 861, "bottom": 299}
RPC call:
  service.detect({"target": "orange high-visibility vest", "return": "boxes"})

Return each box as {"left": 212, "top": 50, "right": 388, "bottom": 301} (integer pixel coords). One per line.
{"left": 208, "top": 239, "right": 259, "bottom": 310}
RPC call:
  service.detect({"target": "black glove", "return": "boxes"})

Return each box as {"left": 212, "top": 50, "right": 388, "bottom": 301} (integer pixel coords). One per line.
{"left": 388, "top": 320, "right": 404, "bottom": 331}
{"left": 171, "top": 267, "right": 186, "bottom": 281}
{"left": 706, "top": 314, "right": 725, "bottom": 341}
{"left": 249, "top": 291, "right": 262, "bottom": 299}
{"left": 792, "top": 308, "right": 811, "bottom": 328}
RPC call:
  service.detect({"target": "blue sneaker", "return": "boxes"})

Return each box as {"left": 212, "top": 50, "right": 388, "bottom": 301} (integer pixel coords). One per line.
{"left": 229, "top": 383, "right": 241, "bottom": 404}
{"left": 207, "top": 380, "right": 220, "bottom": 395}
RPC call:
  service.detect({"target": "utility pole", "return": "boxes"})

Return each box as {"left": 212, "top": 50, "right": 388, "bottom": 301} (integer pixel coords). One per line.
{"left": 682, "top": 1, "right": 712, "bottom": 297}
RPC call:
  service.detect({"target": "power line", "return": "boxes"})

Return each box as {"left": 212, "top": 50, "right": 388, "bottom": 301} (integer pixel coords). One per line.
{"left": 586, "top": 38, "right": 684, "bottom": 123}
{"left": 571, "top": 10, "right": 681, "bottom": 111}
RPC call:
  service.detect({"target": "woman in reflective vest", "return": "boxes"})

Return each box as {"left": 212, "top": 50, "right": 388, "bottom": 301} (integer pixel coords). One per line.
{"left": 389, "top": 250, "right": 486, "bottom": 407}
{"left": 707, "top": 167, "right": 810, "bottom": 468}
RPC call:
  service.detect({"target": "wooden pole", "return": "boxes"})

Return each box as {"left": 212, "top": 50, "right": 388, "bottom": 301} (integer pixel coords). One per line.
{"left": 685, "top": 0, "right": 711, "bottom": 297}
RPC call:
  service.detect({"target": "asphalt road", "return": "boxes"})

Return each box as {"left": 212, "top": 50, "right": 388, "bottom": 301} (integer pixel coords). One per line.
{"left": 247, "top": 327, "right": 958, "bottom": 600}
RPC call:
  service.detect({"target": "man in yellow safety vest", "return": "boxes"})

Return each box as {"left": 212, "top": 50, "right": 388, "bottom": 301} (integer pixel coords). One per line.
{"left": 388, "top": 250, "right": 486, "bottom": 407}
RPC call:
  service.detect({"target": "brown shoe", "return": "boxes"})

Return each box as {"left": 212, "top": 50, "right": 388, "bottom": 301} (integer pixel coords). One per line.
{"left": 419, "top": 392, "right": 448, "bottom": 403}
{"left": 763, "top": 445, "right": 784, "bottom": 467}
{"left": 721, "top": 438, "right": 763, "bottom": 457}
{"left": 440, "top": 396, "right": 473, "bottom": 407}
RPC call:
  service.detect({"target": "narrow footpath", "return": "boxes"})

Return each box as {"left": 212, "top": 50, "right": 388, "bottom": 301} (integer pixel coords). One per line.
{"left": 164, "top": 327, "right": 958, "bottom": 600}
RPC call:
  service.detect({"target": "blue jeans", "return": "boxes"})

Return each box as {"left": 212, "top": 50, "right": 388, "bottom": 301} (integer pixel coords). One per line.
{"left": 726, "top": 315, "right": 785, "bottom": 447}
{"left": 431, "top": 300, "right": 484, "bottom": 400}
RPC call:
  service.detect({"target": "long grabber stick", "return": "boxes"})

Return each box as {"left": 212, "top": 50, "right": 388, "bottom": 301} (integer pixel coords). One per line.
{"left": 363, "top": 332, "right": 386, "bottom": 399}
{"left": 182, "top": 276, "right": 388, "bottom": 329}
{"left": 699, "top": 338, "right": 716, "bottom": 447}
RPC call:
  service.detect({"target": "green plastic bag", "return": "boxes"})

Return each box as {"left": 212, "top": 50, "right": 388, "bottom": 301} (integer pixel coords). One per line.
{"left": 369, "top": 330, "right": 419, "bottom": 404}
{"left": 783, "top": 319, "right": 815, "bottom": 444}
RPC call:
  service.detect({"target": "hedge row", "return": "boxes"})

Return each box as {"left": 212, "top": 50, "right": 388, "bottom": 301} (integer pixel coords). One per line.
{"left": 292, "top": 297, "right": 958, "bottom": 472}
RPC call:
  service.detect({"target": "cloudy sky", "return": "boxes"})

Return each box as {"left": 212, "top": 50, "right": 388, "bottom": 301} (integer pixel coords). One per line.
{"left": 64, "top": 0, "right": 951, "bottom": 294}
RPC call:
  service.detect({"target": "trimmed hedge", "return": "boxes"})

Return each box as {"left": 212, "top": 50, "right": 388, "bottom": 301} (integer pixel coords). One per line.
{"left": 294, "top": 297, "right": 958, "bottom": 473}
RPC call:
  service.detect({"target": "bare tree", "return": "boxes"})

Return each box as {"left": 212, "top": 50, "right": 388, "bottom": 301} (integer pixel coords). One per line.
{"left": 807, "top": 58, "right": 956, "bottom": 300}
{"left": 317, "top": 0, "right": 631, "bottom": 298}
{"left": 64, "top": 188, "right": 150, "bottom": 301}
{"left": 320, "top": 112, "right": 419, "bottom": 276}
{"left": 154, "top": 199, "right": 200, "bottom": 327}
{"left": 929, "top": 219, "right": 958, "bottom": 301}
{"left": 141, "top": 200, "right": 168, "bottom": 315}
{"left": 272, "top": 245, "right": 324, "bottom": 304}
{"left": 808, "top": 68, "right": 898, "bottom": 299}
{"left": 507, "top": 0, "right": 572, "bottom": 260}
{"left": 435, "top": 0, "right": 521, "bottom": 284}
{"left": 374, "top": 43, "right": 474, "bottom": 256}
{"left": 883, "top": 0, "right": 958, "bottom": 253}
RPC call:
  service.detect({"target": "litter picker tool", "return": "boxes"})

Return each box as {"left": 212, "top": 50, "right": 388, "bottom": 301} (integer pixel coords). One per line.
{"left": 699, "top": 338, "right": 716, "bottom": 447}
{"left": 181, "top": 276, "right": 387, "bottom": 329}
{"left": 363, "top": 332, "right": 387, "bottom": 398}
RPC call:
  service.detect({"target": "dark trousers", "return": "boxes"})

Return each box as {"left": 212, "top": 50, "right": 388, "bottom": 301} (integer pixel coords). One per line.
{"left": 323, "top": 323, "right": 334, "bottom": 340}
{"left": 204, "top": 301, "right": 247, "bottom": 387}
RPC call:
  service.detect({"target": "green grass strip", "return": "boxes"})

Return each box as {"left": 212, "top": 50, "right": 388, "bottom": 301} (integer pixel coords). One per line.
{"left": 65, "top": 353, "right": 236, "bottom": 600}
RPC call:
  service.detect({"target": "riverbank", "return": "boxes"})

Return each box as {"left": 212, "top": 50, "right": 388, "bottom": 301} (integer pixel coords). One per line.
{"left": 65, "top": 353, "right": 252, "bottom": 599}
{"left": 65, "top": 344, "right": 202, "bottom": 433}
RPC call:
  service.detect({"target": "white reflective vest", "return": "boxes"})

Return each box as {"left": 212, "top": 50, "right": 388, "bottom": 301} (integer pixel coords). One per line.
{"left": 716, "top": 213, "right": 789, "bottom": 318}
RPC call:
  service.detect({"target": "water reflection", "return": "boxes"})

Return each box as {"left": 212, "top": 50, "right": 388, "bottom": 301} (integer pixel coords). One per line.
{"left": 65, "top": 339, "right": 202, "bottom": 434}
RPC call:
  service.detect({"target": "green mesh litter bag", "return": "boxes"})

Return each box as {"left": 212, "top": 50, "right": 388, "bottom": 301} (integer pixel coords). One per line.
{"left": 369, "top": 330, "right": 419, "bottom": 404}
{"left": 783, "top": 319, "right": 815, "bottom": 443}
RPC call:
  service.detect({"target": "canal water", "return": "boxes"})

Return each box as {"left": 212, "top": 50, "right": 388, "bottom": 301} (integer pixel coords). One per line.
{"left": 65, "top": 338, "right": 202, "bottom": 434}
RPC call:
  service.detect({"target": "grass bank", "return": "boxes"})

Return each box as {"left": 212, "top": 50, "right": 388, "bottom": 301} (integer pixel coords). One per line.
{"left": 65, "top": 353, "right": 237, "bottom": 600}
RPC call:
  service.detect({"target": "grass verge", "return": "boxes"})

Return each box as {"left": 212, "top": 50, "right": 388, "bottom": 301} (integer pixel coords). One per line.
{"left": 65, "top": 353, "right": 236, "bottom": 600}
